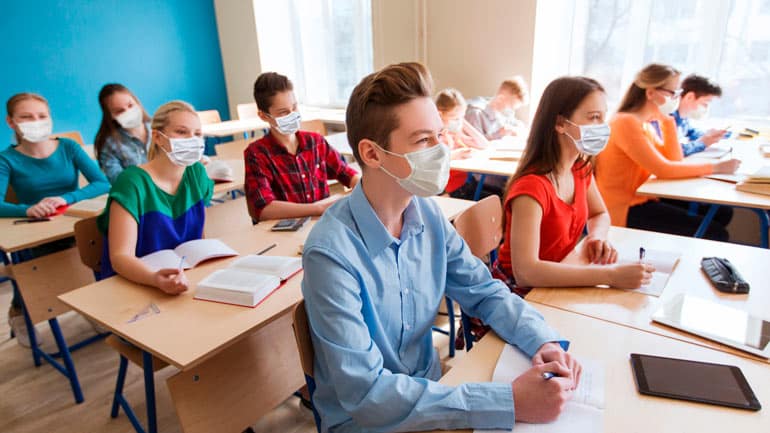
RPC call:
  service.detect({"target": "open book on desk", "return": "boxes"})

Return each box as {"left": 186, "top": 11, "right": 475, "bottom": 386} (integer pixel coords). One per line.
{"left": 194, "top": 255, "right": 302, "bottom": 307}
{"left": 475, "top": 344, "right": 604, "bottom": 433}
{"left": 139, "top": 238, "right": 238, "bottom": 271}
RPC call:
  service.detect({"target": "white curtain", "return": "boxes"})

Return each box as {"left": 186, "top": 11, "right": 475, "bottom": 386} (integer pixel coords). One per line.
{"left": 532, "top": 0, "right": 770, "bottom": 121}
{"left": 253, "top": 0, "right": 374, "bottom": 108}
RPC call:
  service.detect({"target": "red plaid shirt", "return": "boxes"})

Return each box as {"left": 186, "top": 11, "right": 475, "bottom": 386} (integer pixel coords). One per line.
{"left": 244, "top": 130, "right": 358, "bottom": 221}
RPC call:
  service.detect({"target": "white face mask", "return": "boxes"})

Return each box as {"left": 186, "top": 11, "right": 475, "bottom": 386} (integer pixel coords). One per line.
{"left": 564, "top": 119, "right": 611, "bottom": 156}
{"left": 447, "top": 118, "right": 463, "bottom": 132}
{"left": 159, "top": 132, "right": 205, "bottom": 167}
{"left": 374, "top": 142, "right": 451, "bottom": 197}
{"left": 688, "top": 104, "right": 708, "bottom": 120}
{"left": 657, "top": 95, "right": 679, "bottom": 115}
{"left": 115, "top": 105, "right": 144, "bottom": 129}
{"left": 270, "top": 111, "right": 302, "bottom": 135}
{"left": 17, "top": 118, "right": 53, "bottom": 143}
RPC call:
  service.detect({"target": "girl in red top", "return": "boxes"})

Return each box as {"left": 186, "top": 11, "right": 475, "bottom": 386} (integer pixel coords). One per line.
{"left": 496, "top": 77, "right": 653, "bottom": 296}
{"left": 434, "top": 88, "right": 488, "bottom": 198}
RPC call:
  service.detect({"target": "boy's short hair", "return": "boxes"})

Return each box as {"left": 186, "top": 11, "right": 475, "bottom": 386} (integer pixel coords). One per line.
{"left": 681, "top": 74, "right": 722, "bottom": 99}
{"left": 346, "top": 62, "right": 434, "bottom": 165}
{"left": 253, "top": 72, "right": 294, "bottom": 113}
{"left": 499, "top": 76, "right": 529, "bottom": 102}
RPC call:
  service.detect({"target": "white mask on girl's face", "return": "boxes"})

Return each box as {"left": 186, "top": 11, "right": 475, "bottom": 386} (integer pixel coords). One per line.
{"left": 159, "top": 132, "right": 205, "bottom": 167}
{"left": 115, "top": 105, "right": 144, "bottom": 129}
{"left": 17, "top": 118, "right": 53, "bottom": 143}
{"left": 373, "top": 141, "right": 451, "bottom": 197}
{"left": 657, "top": 95, "right": 679, "bottom": 115}
{"left": 563, "top": 119, "right": 611, "bottom": 156}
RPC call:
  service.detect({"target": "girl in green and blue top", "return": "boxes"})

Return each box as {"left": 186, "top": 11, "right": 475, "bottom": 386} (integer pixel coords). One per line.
{"left": 2, "top": 92, "right": 110, "bottom": 346}
{"left": 98, "top": 100, "right": 213, "bottom": 294}
{"left": 94, "top": 83, "right": 151, "bottom": 183}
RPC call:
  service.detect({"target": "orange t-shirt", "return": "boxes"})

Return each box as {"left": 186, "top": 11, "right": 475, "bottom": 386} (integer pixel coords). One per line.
{"left": 595, "top": 112, "right": 713, "bottom": 226}
{"left": 498, "top": 163, "right": 592, "bottom": 278}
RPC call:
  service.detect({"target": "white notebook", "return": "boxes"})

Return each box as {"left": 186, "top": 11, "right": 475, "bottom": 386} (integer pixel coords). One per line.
{"left": 475, "top": 344, "right": 605, "bottom": 433}
{"left": 139, "top": 239, "right": 238, "bottom": 271}
{"left": 194, "top": 255, "right": 302, "bottom": 307}
{"left": 614, "top": 248, "right": 681, "bottom": 297}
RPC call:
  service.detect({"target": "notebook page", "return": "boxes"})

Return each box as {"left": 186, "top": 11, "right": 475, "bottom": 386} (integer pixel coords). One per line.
{"left": 475, "top": 344, "right": 604, "bottom": 433}
{"left": 173, "top": 238, "right": 238, "bottom": 267}
{"left": 140, "top": 249, "right": 190, "bottom": 272}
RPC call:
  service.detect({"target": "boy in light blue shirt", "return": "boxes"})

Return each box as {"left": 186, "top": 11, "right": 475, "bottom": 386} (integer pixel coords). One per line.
{"left": 671, "top": 74, "right": 729, "bottom": 156}
{"left": 301, "top": 62, "right": 581, "bottom": 433}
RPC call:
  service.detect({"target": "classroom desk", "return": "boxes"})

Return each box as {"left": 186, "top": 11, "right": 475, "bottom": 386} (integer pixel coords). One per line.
{"left": 0, "top": 215, "right": 81, "bottom": 253}
{"left": 421, "top": 304, "right": 769, "bottom": 433}
{"left": 525, "top": 226, "right": 770, "bottom": 364}
{"left": 299, "top": 105, "right": 346, "bottom": 126}
{"left": 201, "top": 118, "right": 269, "bottom": 138}
{"left": 58, "top": 193, "right": 474, "bottom": 432}
{"left": 636, "top": 138, "right": 770, "bottom": 246}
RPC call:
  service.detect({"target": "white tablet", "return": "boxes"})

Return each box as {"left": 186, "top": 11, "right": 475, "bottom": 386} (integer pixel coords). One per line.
{"left": 651, "top": 294, "right": 770, "bottom": 359}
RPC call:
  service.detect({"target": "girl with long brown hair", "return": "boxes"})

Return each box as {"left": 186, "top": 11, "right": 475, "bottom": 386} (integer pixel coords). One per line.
{"left": 94, "top": 83, "right": 151, "bottom": 183}
{"left": 495, "top": 77, "right": 652, "bottom": 294}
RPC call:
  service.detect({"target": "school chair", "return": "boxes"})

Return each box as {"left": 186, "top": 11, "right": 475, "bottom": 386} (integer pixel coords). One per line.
{"left": 197, "top": 110, "right": 223, "bottom": 156}
{"left": 301, "top": 119, "right": 327, "bottom": 136}
{"left": 292, "top": 300, "right": 322, "bottom": 433}
{"left": 73, "top": 216, "right": 168, "bottom": 433}
{"left": 441, "top": 195, "right": 504, "bottom": 353}
{"left": 52, "top": 130, "right": 85, "bottom": 146}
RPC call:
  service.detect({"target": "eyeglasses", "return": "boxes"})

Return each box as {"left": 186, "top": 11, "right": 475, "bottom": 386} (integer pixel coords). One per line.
{"left": 657, "top": 88, "right": 683, "bottom": 98}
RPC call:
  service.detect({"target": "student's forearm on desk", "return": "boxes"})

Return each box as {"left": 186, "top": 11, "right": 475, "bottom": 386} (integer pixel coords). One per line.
{"left": 110, "top": 253, "right": 158, "bottom": 287}
{"left": 259, "top": 200, "right": 323, "bottom": 220}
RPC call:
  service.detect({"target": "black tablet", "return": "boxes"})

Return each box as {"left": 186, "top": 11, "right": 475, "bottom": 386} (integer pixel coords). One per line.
{"left": 271, "top": 216, "right": 310, "bottom": 232}
{"left": 630, "top": 353, "right": 761, "bottom": 411}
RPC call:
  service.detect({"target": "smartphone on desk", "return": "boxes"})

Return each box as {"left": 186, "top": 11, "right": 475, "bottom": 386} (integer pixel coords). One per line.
{"left": 271, "top": 216, "right": 310, "bottom": 232}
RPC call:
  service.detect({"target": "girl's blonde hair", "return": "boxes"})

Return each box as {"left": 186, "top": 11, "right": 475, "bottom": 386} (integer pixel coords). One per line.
{"left": 617, "top": 63, "right": 680, "bottom": 113}
{"left": 435, "top": 88, "right": 466, "bottom": 113}
{"left": 148, "top": 100, "right": 197, "bottom": 160}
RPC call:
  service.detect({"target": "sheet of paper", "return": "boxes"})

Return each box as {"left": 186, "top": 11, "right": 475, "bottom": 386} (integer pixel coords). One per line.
{"left": 614, "top": 248, "right": 681, "bottom": 297}
{"left": 475, "top": 344, "right": 604, "bottom": 433}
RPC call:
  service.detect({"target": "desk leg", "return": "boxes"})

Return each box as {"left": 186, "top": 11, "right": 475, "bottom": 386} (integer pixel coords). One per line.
{"left": 693, "top": 204, "right": 719, "bottom": 238}
{"left": 48, "top": 318, "right": 84, "bottom": 403}
{"left": 143, "top": 351, "right": 158, "bottom": 433}
{"left": 21, "top": 300, "right": 42, "bottom": 366}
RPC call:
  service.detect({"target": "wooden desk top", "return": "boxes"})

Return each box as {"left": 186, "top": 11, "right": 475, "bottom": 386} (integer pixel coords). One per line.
{"left": 637, "top": 139, "right": 770, "bottom": 209}
{"left": 449, "top": 142, "right": 521, "bottom": 177}
{"left": 0, "top": 215, "right": 81, "bottom": 253}
{"left": 526, "top": 226, "right": 770, "bottom": 362}
{"left": 59, "top": 194, "right": 472, "bottom": 370}
{"left": 59, "top": 224, "right": 310, "bottom": 370}
{"left": 423, "top": 304, "right": 769, "bottom": 433}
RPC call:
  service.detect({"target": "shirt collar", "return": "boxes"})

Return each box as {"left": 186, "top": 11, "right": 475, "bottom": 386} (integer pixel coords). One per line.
{"left": 119, "top": 122, "right": 151, "bottom": 148}
{"left": 349, "top": 183, "right": 425, "bottom": 256}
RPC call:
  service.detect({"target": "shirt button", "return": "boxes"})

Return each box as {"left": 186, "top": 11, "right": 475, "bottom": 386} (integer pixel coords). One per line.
{"left": 306, "top": 194, "right": 310, "bottom": 199}
{"left": 403, "top": 288, "right": 410, "bottom": 295}
{"left": 405, "top": 324, "right": 411, "bottom": 331}
{"left": 301, "top": 174, "right": 306, "bottom": 178}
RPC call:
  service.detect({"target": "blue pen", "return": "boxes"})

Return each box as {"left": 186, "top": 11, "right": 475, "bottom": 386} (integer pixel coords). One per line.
{"left": 178, "top": 255, "right": 186, "bottom": 272}
{"left": 639, "top": 247, "right": 646, "bottom": 262}
{"left": 542, "top": 372, "right": 556, "bottom": 380}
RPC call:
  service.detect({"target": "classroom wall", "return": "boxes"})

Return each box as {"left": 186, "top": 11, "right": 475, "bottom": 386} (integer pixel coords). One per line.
{"left": 0, "top": 0, "right": 228, "bottom": 145}
{"left": 213, "top": 0, "right": 261, "bottom": 120}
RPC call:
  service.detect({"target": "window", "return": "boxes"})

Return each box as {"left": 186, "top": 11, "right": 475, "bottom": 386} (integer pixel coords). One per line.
{"left": 533, "top": 0, "right": 770, "bottom": 120}
{"left": 253, "top": 0, "right": 373, "bottom": 108}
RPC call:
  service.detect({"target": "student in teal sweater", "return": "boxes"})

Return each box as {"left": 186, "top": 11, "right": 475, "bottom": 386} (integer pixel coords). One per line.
{"left": 0, "top": 93, "right": 109, "bottom": 217}
{"left": 2, "top": 92, "right": 109, "bottom": 347}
